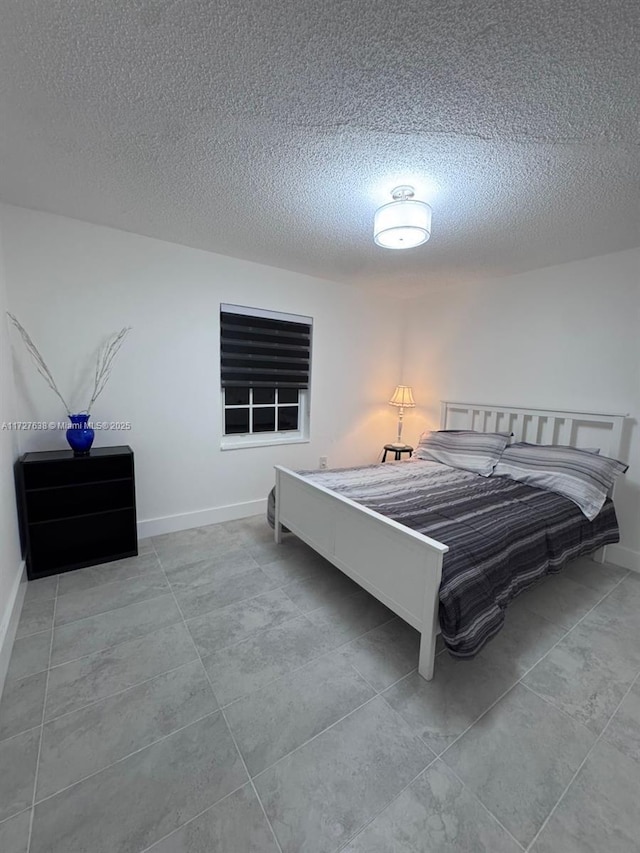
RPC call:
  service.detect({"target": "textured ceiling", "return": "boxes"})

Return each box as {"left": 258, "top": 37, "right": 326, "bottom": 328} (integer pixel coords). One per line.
{"left": 0, "top": 0, "right": 638, "bottom": 294}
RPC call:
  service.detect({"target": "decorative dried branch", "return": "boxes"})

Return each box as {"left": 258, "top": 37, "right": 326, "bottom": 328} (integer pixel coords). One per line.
{"left": 86, "top": 327, "right": 131, "bottom": 411}
{"left": 7, "top": 313, "right": 72, "bottom": 416}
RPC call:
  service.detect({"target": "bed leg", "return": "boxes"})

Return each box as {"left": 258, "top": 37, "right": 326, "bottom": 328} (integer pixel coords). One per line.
{"left": 418, "top": 556, "right": 442, "bottom": 682}
{"left": 274, "top": 468, "right": 283, "bottom": 544}
{"left": 418, "top": 630, "right": 437, "bottom": 681}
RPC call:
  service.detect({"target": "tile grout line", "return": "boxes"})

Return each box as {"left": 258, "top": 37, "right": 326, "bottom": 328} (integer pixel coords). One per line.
{"left": 216, "top": 553, "right": 625, "bottom": 753}
{"left": 46, "top": 536, "right": 319, "bottom": 677}
{"left": 55, "top": 569, "right": 166, "bottom": 601}
{"left": 368, "top": 647, "right": 462, "bottom": 747}
{"left": 215, "top": 614, "right": 400, "bottom": 713}
{"left": 434, "top": 568, "right": 632, "bottom": 763}
{"left": 9, "top": 626, "right": 52, "bottom": 643}
{"left": 211, "top": 656, "right": 434, "bottom": 832}
{"left": 30, "top": 709, "right": 222, "bottom": 810}
{"left": 174, "top": 565, "right": 371, "bottom": 628}
{"left": 234, "top": 680, "right": 440, "bottom": 853}
{"left": 47, "top": 541, "right": 264, "bottom": 662}
{"left": 54, "top": 563, "right": 161, "bottom": 599}
{"left": 0, "top": 722, "right": 45, "bottom": 749}
{"left": 513, "top": 567, "right": 635, "bottom": 709}
{"left": 251, "top": 693, "right": 384, "bottom": 783}
{"left": 135, "top": 780, "right": 251, "bottom": 853}
{"left": 172, "top": 549, "right": 321, "bottom": 643}
{"left": 518, "top": 679, "right": 617, "bottom": 738}
{"left": 415, "top": 569, "right": 637, "bottom": 845}
{"left": 41, "top": 658, "right": 204, "bottom": 726}
{"left": 443, "top": 763, "right": 528, "bottom": 851}
{"left": 524, "top": 670, "right": 640, "bottom": 852}
{"left": 18, "top": 561, "right": 166, "bottom": 638}
{"left": 434, "top": 678, "right": 519, "bottom": 761}
{"left": 163, "top": 531, "right": 402, "bottom": 709}
{"left": 22, "top": 543, "right": 247, "bottom": 816}
{"left": 155, "top": 533, "right": 375, "bottom": 617}
{"left": 8, "top": 529, "right": 397, "bottom": 846}
{"left": 0, "top": 806, "right": 31, "bottom": 829}
{"left": 307, "top": 553, "right": 636, "bottom": 848}
{"left": 190, "top": 608, "right": 306, "bottom": 658}
{"left": 335, "top": 754, "right": 440, "bottom": 852}
{"left": 344, "top": 660, "right": 382, "bottom": 696}
{"left": 160, "top": 564, "right": 310, "bottom": 624}
{"left": 337, "top": 569, "right": 636, "bottom": 846}
{"left": 328, "top": 652, "right": 516, "bottom": 851}
{"left": 14, "top": 614, "right": 56, "bottom": 643}
{"left": 194, "top": 596, "right": 398, "bottom": 673}
{"left": 167, "top": 565, "right": 281, "bottom": 610}
{"left": 49, "top": 533, "right": 366, "bottom": 663}
{"left": 46, "top": 617, "right": 187, "bottom": 671}
{"left": 155, "top": 551, "right": 286, "bottom": 853}
{"left": 219, "top": 708, "right": 285, "bottom": 853}
{"left": 52, "top": 588, "right": 174, "bottom": 631}
{"left": 26, "top": 579, "right": 58, "bottom": 853}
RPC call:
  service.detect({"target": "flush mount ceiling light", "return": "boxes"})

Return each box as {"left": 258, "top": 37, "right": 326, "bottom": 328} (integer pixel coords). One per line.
{"left": 373, "top": 185, "right": 432, "bottom": 250}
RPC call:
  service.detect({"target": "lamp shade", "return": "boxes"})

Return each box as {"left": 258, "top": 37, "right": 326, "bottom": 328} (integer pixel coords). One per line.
{"left": 389, "top": 385, "right": 416, "bottom": 407}
{"left": 374, "top": 187, "right": 431, "bottom": 250}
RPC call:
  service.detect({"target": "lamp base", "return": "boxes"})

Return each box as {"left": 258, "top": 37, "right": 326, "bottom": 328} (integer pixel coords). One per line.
{"left": 389, "top": 441, "right": 408, "bottom": 449}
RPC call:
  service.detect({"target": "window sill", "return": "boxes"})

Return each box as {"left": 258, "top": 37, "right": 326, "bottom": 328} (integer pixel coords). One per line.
{"left": 220, "top": 435, "right": 310, "bottom": 451}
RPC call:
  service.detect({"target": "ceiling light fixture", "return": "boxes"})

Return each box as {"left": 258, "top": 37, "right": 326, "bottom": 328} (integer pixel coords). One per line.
{"left": 373, "top": 185, "right": 432, "bottom": 250}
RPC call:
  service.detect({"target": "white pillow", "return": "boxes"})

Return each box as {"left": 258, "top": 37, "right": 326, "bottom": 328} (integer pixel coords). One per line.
{"left": 493, "top": 443, "right": 627, "bottom": 520}
{"left": 413, "top": 430, "right": 512, "bottom": 477}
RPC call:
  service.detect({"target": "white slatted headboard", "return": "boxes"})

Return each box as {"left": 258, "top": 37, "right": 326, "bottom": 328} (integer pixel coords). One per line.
{"left": 440, "top": 402, "right": 628, "bottom": 565}
{"left": 440, "top": 401, "right": 627, "bottom": 461}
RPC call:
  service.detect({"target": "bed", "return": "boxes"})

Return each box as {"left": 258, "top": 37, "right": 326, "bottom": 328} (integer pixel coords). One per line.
{"left": 273, "top": 402, "right": 627, "bottom": 680}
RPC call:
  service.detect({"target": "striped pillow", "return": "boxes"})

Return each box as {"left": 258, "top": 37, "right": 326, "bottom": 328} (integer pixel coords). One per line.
{"left": 413, "top": 430, "right": 511, "bottom": 477}
{"left": 493, "top": 442, "right": 628, "bottom": 520}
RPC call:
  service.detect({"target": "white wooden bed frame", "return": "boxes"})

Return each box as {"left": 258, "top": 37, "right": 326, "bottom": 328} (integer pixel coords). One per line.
{"left": 274, "top": 402, "right": 627, "bottom": 681}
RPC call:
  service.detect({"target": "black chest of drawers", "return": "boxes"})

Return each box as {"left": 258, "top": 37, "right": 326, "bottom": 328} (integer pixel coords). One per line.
{"left": 16, "top": 446, "right": 138, "bottom": 580}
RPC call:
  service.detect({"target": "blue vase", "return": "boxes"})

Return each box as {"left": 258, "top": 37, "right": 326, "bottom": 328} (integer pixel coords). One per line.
{"left": 66, "top": 413, "right": 95, "bottom": 456}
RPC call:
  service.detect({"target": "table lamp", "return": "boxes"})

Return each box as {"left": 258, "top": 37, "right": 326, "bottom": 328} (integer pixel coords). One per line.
{"left": 388, "top": 385, "right": 416, "bottom": 447}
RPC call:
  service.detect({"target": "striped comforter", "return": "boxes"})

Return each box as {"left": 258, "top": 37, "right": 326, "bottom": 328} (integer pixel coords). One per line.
{"left": 284, "top": 460, "right": 620, "bottom": 658}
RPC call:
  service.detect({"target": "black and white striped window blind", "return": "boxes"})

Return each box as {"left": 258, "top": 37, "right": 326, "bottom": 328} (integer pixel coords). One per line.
{"left": 220, "top": 307, "right": 312, "bottom": 389}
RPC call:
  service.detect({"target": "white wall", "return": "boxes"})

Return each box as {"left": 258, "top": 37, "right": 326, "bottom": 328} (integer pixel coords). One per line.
{"left": 403, "top": 248, "right": 640, "bottom": 571}
{"left": 0, "top": 217, "right": 25, "bottom": 689}
{"left": 1, "top": 205, "right": 404, "bottom": 536}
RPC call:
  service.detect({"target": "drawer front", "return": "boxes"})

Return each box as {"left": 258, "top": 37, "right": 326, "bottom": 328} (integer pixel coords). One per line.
{"left": 25, "top": 480, "right": 135, "bottom": 523}
{"left": 28, "top": 509, "right": 137, "bottom": 576}
{"left": 23, "top": 454, "right": 133, "bottom": 489}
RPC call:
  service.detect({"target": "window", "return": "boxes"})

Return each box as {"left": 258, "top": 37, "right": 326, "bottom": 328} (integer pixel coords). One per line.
{"left": 220, "top": 304, "right": 312, "bottom": 448}
{"left": 223, "top": 386, "right": 301, "bottom": 434}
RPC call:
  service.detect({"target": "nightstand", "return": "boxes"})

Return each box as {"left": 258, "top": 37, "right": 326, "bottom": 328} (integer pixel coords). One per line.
{"left": 382, "top": 444, "right": 413, "bottom": 462}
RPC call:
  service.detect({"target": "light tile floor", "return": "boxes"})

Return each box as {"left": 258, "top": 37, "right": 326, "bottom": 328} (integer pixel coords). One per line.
{"left": 0, "top": 515, "right": 638, "bottom": 852}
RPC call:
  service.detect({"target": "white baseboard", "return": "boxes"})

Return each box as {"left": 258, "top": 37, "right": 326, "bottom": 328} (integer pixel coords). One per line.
{"left": 138, "top": 498, "right": 268, "bottom": 540}
{"left": 0, "top": 560, "right": 26, "bottom": 701}
{"left": 605, "top": 544, "right": 640, "bottom": 573}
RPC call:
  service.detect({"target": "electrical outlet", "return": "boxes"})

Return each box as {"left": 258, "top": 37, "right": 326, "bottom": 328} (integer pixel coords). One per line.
{"left": 319, "top": 456, "right": 328, "bottom": 469}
